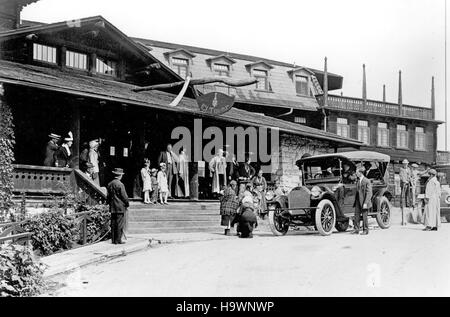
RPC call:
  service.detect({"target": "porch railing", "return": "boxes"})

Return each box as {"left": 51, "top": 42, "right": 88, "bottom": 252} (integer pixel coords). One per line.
{"left": 12, "top": 164, "right": 73, "bottom": 195}
{"left": 317, "top": 94, "right": 434, "bottom": 121}
{"left": 0, "top": 220, "right": 32, "bottom": 246}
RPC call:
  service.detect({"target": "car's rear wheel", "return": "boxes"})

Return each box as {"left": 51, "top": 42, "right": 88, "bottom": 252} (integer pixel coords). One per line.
{"left": 268, "top": 204, "right": 290, "bottom": 236}
{"left": 376, "top": 196, "right": 391, "bottom": 229}
{"left": 335, "top": 219, "right": 349, "bottom": 232}
{"left": 314, "top": 199, "right": 336, "bottom": 236}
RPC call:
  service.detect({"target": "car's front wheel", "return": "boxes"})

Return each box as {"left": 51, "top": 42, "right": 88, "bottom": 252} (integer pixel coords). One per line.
{"left": 314, "top": 199, "right": 336, "bottom": 236}
{"left": 376, "top": 196, "right": 391, "bottom": 229}
{"left": 268, "top": 204, "right": 290, "bottom": 236}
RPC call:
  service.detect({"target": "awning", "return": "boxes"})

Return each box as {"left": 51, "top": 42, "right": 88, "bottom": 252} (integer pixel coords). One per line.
{"left": 0, "top": 60, "right": 362, "bottom": 147}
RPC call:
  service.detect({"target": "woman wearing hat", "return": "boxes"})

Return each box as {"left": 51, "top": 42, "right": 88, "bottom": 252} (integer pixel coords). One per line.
{"left": 423, "top": 169, "right": 441, "bottom": 231}
{"left": 44, "top": 133, "right": 61, "bottom": 167}
{"left": 54, "top": 132, "right": 73, "bottom": 168}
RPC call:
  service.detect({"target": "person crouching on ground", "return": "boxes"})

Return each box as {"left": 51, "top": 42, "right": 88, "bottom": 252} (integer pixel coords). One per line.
{"left": 107, "top": 168, "right": 129, "bottom": 245}
{"left": 232, "top": 195, "right": 258, "bottom": 238}
{"left": 150, "top": 168, "right": 159, "bottom": 204}
{"left": 141, "top": 159, "right": 152, "bottom": 204}
{"left": 157, "top": 163, "right": 169, "bottom": 205}
{"left": 423, "top": 169, "right": 441, "bottom": 231}
{"left": 220, "top": 180, "right": 239, "bottom": 236}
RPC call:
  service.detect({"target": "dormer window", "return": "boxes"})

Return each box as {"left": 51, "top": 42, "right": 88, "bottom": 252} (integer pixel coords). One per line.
{"left": 253, "top": 69, "right": 269, "bottom": 91}
{"left": 295, "top": 75, "right": 309, "bottom": 96}
{"left": 96, "top": 57, "right": 117, "bottom": 76}
{"left": 33, "top": 43, "right": 57, "bottom": 64}
{"left": 66, "top": 50, "right": 88, "bottom": 70}
{"left": 213, "top": 63, "right": 230, "bottom": 76}
{"left": 172, "top": 57, "right": 189, "bottom": 78}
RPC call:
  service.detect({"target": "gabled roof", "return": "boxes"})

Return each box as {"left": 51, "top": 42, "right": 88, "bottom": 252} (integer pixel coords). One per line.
{"left": 287, "top": 67, "right": 315, "bottom": 75}
{"left": 245, "top": 60, "right": 274, "bottom": 70}
{"left": 205, "top": 54, "right": 237, "bottom": 65}
{"left": 163, "top": 48, "right": 196, "bottom": 58}
{"left": 0, "top": 60, "right": 362, "bottom": 148}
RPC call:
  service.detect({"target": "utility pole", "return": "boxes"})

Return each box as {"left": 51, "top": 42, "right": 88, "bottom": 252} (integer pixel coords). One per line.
{"left": 446, "top": 0, "right": 448, "bottom": 150}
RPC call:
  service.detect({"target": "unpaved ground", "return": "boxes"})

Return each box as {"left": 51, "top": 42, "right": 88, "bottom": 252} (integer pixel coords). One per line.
{"left": 44, "top": 213, "right": 450, "bottom": 297}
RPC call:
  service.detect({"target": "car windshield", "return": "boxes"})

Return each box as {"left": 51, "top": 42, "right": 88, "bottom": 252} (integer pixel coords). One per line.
{"left": 302, "top": 157, "right": 343, "bottom": 184}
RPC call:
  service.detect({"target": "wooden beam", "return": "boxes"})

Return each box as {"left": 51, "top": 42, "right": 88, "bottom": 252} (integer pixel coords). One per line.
{"left": 133, "top": 77, "right": 258, "bottom": 92}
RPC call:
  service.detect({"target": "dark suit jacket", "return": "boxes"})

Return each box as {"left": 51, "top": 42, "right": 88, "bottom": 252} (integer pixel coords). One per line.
{"left": 54, "top": 146, "right": 71, "bottom": 167}
{"left": 354, "top": 176, "right": 372, "bottom": 209}
{"left": 158, "top": 151, "right": 178, "bottom": 174}
{"left": 227, "top": 161, "right": 240, "bottom": 180}
{"left": 44, "top": 141, "right": 59, "bottom": 166}
{"left": 238, "top": 163, "right": 255, "bottom": 179}
{"left": 107, "top": 178, "right": 130, "bottom": 213}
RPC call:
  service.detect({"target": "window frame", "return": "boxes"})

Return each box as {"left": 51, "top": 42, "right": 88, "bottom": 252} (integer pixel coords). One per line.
{"left": 32, "top": 43, "right": 57, "bottom": 65}
{"left": 357, "top": 120, "right": 370, "bottom": 145}
{"left": 336, "top": 118, "right": 350, "bottom": 138}
{"left": 213, "top": 63, "right": 230, "bottom": 77}
{"left": 294, "top": 116, "right": 307, "bottom": 124}
{"left": 253, "top": 69, "right": 270, "bottom": 91}
{"left": 95, "top": 57, "right": 118, "bottom": 77}
{"left": 171, "top": 56, "right": 190, "bottom": 79}
{"left": 295, "top": 75, "right": 309, "bottom": 96}
{"left": 377, "top": 122, "right": 390, "bottom": 147}
{"left": 396, "top": 124, "right": 409, "bottom": 149}
{"left": 65, "top": 49, "right": 88, "bottom": 71}
{"left": 415, "top": 127, "right": 426, "bottom": 151}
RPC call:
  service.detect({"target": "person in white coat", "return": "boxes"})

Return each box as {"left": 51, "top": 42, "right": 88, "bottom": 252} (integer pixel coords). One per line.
{"left": 423, "top": 169, "right": 441, "bottom": 231}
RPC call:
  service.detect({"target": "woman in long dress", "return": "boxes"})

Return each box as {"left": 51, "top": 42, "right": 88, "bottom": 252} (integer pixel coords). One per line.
{"left": 177, "top": 147, "right": 190, "bottom": 198}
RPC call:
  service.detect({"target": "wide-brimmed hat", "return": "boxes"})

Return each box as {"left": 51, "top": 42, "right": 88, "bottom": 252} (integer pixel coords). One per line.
{"left": 411, "top": 163, "right": 419, "bottom": 168}
{"left": 112, "top": 168, "right": 125, "bottom": 175}
{"left": 49, "top": 133, "right": 61, "bottom": 140}
{"left": 428, "top": 169, "right": 437, "bottom": 175}
{"left": 402, "top": 159, "right": 409, "bottom": 164}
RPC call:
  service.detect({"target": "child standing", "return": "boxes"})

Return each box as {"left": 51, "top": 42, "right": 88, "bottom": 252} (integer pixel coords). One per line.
{"left": 150, "top": 168, "right": 159, "bottom": 204}
{"left": 141, "top": 159, "right": 152, "bottom": 204}
{"left": 157, "top": 163, "right": 169, "bottom": 205}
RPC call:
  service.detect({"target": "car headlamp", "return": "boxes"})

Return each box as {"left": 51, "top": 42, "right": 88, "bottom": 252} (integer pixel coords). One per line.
{"left": 311, "top": 186, "right": 321, "bottom": 197}
{"left": 265, "top": 190, "right": 275, "bottom": 201}
{"left": 445, "top": 195, "right": 450, "bottom": 205}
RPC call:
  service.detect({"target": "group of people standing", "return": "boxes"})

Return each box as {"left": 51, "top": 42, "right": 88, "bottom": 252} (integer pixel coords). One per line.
{"left": 139, "top": 144, "right": 190, "bottom": 205}
{"left": 399, "top": 159, "right": 441, "bottom": 231}
{"left": 44, "top": 132, "right": 74, "bottom": 168}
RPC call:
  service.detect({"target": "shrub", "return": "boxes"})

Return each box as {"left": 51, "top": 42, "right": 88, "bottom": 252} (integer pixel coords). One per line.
{"left": 22, "top": 209, "right": 78, "bottom": 256}
{"left": 0, "top": 244, "right": 45, "bottom": 297}
{"left": 77, "top": 204, "right": 110, "bottom": 244}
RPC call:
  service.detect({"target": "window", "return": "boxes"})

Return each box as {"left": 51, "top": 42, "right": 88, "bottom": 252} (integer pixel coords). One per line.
{"left": 96, "top": 57, "right": 117, "bottom": 76}
{"left": 336, "top": 118, "right": 350, "bottom": 138}
{"left": 396, "top": 124, "right": 408, "bottom": 149}
{"left": 66, "top": 50, "right": 87, "bottom": 70}
{"left": 377, "top": 122, "right": 389, "bottom": 147}
{"left": 358, "top": 120, "right": 370, "bottom": 145}
{"left": 295, "top": 75, "right": 309, "bottom": 96}
{"left": 295, "top": 117, "right": 306, "bottom": 124}
{"left": 415, "top": 127, "right": 426, "bottom": 151}
{"left": 253, "top": 69, "right": 269, "bottom": 91}
{"left": 213, "top": 63, "right": 230, "bottom": 76}
{"left": 172, "top": 57, "right": 189, "bottom": 78}
{"left": 33, "top": 43, "right": 57, "bottom": 64}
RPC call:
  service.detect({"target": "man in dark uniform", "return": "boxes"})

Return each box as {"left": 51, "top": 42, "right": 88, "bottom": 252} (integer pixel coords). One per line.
{"left": 44, "top": 133, "right": 61, "bottom": 166}
{"left": 352, "top": 167, "right": 372, "bottom": 235}
{"left": 107, "top": 168, "right": 129, "bottom": 244}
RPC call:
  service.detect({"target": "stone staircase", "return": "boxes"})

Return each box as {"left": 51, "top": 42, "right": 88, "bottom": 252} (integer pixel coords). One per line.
{"left": 127, "top": 201, "right": 222, "bottom": 234}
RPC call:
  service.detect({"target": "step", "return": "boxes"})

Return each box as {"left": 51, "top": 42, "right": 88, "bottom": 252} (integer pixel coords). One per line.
{"left": 128, "top": 220, "right": 220, "bottom": 229}
{"left": 129, "top": 209, "right": 218, "bottom": 216}
{"left": 127, "top": 226, "right": 222, "bottom": 234}
{"left": 129, "top": 203, "right": 219, "bottom": 211}
{"left": 129, "top": 214, "right": 219, "bottom": 221}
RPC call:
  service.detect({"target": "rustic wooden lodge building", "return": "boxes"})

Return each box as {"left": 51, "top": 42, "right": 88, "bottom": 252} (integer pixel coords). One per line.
{"left": 0, "top": 1, "right": 363, "bottom": 204}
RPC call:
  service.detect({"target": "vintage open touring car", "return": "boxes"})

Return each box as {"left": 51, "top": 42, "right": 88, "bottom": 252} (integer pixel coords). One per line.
{"left": 266, "top": 151, "right": 394, "bottom": 236}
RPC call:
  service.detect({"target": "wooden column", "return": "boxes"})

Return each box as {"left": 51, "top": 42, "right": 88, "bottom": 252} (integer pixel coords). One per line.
{"left": 362, "top": 64, "right": 367, "bottom": 108}
{"left": 70, "top": 100, "right": 80, "bottom": 169}
{"left": 431, "top": 76, "right": 436, "bottom": 120}
{"left": 398, "top": 70, "right": 403, "bottom": 116}
{"left": 60, "top": 46, "right": 67, "bottom": 68}
{"left": 323, "top": 57, "right": 329, "bottom": 132}
{"left": 383, "top": 84, "right": 386, "bottom": 103}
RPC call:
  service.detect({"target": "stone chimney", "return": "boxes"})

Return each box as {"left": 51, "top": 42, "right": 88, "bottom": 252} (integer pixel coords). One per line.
{"left": 0, "top": 0, "right": 40, "bottom": 32}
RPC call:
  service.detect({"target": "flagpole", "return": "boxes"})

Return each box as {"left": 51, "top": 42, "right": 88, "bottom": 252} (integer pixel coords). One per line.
{"left": 446, "top": 0, "right": 448, "bottom": 151}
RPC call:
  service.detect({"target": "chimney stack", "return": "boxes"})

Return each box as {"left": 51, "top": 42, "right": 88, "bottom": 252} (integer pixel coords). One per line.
{"left": 323, "top": 56, "right": 328, "bottom": 107}
{"left": 383, "top": 85, "right": 386, "bottom": 103}
{"left": 362, "top": 64, "right": 367, "bottom": 107}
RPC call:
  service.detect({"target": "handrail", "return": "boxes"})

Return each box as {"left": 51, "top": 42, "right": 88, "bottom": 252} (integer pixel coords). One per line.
{"left": 12, "top": 164, "right": 72, "bottom": 172}
{"left": 73, "top": 169, "right": 107, "bottom": 202}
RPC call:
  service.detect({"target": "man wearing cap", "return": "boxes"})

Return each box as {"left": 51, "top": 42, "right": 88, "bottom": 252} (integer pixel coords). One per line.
{"left": 399, "top": 159, "right": 412, "bottom": 207}
{"left": 423, "top": 169, "right": 441, "bottom": 231}
{"left": 352, "top": 166, "right": 372, "bottom": 235}
{"left": 232, "top": 195, "right": 258, "bottom": 238}
{"left": 107, "top": 168, "right": 129, "bottom": 244}
{"left": 44, "top": 133, "right": 61, "bottom": 167}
